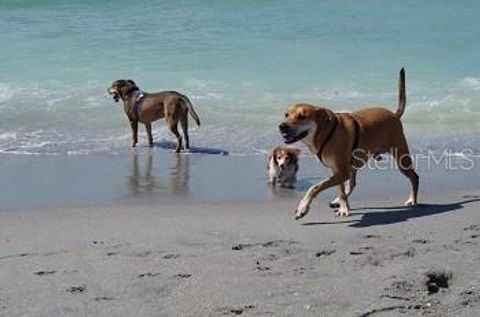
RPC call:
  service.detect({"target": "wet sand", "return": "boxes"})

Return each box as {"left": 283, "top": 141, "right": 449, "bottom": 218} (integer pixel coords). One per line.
{"left": 1, "top": 149, "right": 479, "bottom": 210}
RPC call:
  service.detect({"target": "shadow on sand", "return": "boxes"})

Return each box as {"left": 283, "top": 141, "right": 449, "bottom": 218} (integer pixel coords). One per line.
{"left": 302, "top": 196, "right": 480, "bottom": 228}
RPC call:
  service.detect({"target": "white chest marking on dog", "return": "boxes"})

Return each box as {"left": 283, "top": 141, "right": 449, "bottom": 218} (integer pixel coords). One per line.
{"left": 135, "top": 91, "right": 144, "bottom": 102}
{"left": 301, "top": 121, "right": 319, "bottom": 154}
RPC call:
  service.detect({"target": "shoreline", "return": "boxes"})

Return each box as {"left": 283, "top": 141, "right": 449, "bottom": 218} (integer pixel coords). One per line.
{"left": 2, "top": 123, "right": 480, "bottom": 157}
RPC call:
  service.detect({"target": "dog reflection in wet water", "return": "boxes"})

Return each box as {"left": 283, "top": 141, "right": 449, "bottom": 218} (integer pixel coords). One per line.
{"left": 268, "top": 146, "right": 301, "bottom": 188}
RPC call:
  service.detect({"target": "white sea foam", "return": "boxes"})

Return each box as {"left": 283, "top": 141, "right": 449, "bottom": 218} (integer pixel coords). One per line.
{"left": 0, "top": 121, "right": 479, "bottom": 157}
{"left": 460, "top": 77, "right": 480, "bottom": 91}
{"left": 0, "top": 83, "right": 14, "bottom": 104}
{"left": 0, "top": 132, "right": 17, "bottom": 140}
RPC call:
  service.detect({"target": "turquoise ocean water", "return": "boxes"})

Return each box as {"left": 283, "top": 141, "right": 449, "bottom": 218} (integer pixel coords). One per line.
{"left": 1, "top": 0, "right": 479, "bottom": 155}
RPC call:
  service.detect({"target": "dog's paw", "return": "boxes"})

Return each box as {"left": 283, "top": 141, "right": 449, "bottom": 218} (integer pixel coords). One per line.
{"left": 404, "top": 199, "right": 417, "bottom": 207}
{"left": 335, "top": 209, "right": 350, "bottom": 217}
{"left": 329, "top": 197, "right": 340, "bottom": 209}
{"left": 294, "top": 200, "right": 310, "bottom": 220}
{"left": 294, "top": 210, "right": 306, "bottom": 220}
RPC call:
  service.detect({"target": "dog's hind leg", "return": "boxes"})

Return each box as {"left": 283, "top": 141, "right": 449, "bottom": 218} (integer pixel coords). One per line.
{"left": 329, "top": 171, "right": 356, "bottom": 208}
{"left": 346, "top": 170, "right": 357, "bottom": 196}
{"left": 145, "top": 123, "right": 153, "bottom": 147}
{"left": 391, "top": 140, "right": 419, "bottom": 206}
{"left": 169, "top": 122, "right": 183, "bottom": 153}
{"left": 180, "top": 116, "right": 189, "bottom": 150}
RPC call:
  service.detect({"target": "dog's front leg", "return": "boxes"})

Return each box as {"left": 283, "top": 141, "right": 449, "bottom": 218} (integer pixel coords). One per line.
{"left": 295, "top": 172, "right": 350, "bottom": 220}
{"left": 145, "top": 123, "right": 153, "bottom": 147}
{"left": 267, "top": 159, "right": 277, "bottom": 186}
{"left": 268, "top": 176, "right": 276, "bottom": 186}
{"left": 130, "top": 120, "right": 138, "bottom": 147}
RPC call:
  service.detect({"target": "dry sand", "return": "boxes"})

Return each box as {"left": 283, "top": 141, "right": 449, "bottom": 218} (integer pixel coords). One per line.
{"left": 1, "top": 190, "right": 480, "bottom": 316}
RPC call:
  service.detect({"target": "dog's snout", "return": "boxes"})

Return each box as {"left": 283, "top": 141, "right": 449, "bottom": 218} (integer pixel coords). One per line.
{"left": 279, "top": 122, "right": 289, "bottom": 133}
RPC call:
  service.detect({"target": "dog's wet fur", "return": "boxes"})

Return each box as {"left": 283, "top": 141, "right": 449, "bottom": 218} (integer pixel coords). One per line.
{"left": 108, "top": 79, "right": 200, "bottom": 152}
{"left": 279, "top": 69, "right": 419, "bottom": 220}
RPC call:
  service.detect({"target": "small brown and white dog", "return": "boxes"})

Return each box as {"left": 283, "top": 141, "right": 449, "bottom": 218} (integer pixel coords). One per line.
{"left": 107, "top": 79, "right": 200, "bottom": 152}
{"left": 278, "top": 68, "right": 419, "bottom": 220}
{"left": 268, "top": 147, "right": 300, "bottom": 188}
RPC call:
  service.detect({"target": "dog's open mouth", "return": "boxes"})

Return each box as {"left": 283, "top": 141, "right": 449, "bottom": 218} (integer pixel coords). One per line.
{"left": 282, "top": 130, "right": 308, "bottom": 144}
{"left": 107, "top": 88, "right": 120, "bottom": 102}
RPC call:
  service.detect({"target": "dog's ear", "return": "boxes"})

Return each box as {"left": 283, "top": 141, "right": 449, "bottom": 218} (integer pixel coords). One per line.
{"left": 316, "top": 108, "right": 335, "bottom": 123}
{"left": 113, "top": 79, "right": 127, "bottom": 90}
{"left": 115, "top": 80, "right": 129, "bottom": 97}
{"left": 269, "top": 147, "right": 280, "bottom": 166}
{"left": 291, "top": 148, "right": 301, "bottom": 156}
{"left": 286, "top": 148, "right": 300, "bottom": 164}
{"left": 268, "top": 153, "right": 277, "bottom": 169}
{"left": 127, "top": 79, "right": 137, "bottom": 87}
{"left": 268, "top": 153, "right": 274, "bottom": 166}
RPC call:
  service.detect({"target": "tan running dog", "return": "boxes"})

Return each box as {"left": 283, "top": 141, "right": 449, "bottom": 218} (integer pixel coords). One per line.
{"left": 268, "top": 146, "right": 301, "bottom": 188}
{"left": 108, "top": 79, "right": 200, "bottom": 152}
{"left": 278, "top": 69, "right": 418, "bottom": 220}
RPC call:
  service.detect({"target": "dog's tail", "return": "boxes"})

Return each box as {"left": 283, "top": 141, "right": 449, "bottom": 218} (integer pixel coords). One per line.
{"left": 183, "top": 96, "right": 201, "bottom": 127}
{"left": 395, "top": 68, "right": 406, "bottom": 118}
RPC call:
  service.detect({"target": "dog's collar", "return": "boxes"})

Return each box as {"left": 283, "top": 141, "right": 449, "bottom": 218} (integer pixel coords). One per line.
{"left": 122, "top": 87, "right": 140, "bottom": 99}
{"left": 317, "top": 115, "right": 360, "bottom": 166}
{"left": 317, "top": 115, "right": 338, "bottom": 164}
{"left": 132, "top": 92, "right": 145, "bottom": 121}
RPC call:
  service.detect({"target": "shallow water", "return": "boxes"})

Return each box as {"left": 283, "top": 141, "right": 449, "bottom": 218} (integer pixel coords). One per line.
{"left": 1, "top": 1, "right": 479, "bottom": 155}
{"left": 1, "top": 151, "right": 479, "bottom": 210}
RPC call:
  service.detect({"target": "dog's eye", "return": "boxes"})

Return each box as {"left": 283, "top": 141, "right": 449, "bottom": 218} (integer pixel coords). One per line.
{"left": 297, "top": 114, "right": 305, "bottom": 120}
{"left": 284, "top": 113, "right": 288, "bottom": 118}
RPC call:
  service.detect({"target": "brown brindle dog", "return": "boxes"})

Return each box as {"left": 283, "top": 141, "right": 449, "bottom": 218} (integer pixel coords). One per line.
{"left": 278, "top": 69, "right": 419, "bottom": 220}
{"left": 108, "top": 79, "right": 200, "bottom": 152}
